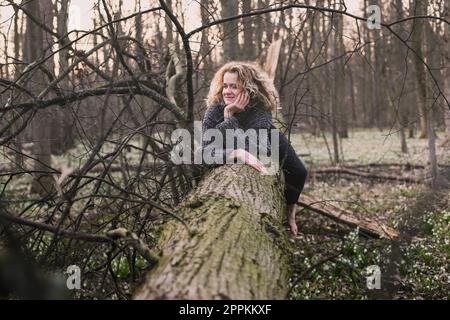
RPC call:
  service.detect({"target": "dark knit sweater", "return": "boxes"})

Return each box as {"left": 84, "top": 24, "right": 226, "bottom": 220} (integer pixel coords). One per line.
{"left": 201, "top": 103, "right": 274, "bottom": 160}
{"left": 199, "top": 102, "right": 308, "bottom": 204}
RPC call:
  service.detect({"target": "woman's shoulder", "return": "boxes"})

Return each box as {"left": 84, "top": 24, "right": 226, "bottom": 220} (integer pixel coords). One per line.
{"left": 247, "top": 102, "right": 272, "bottom": 118}
{"left": 239, "top": 102, "right": 272, "bottom": 128}
{"left": 245, "top": 99, "right": 271, "bottom": 112}
{"left": 203, "top": 103, "right": 225, "bottom": 121}
{"left": 205, "top": 102, "right": 225, "bottom": 111}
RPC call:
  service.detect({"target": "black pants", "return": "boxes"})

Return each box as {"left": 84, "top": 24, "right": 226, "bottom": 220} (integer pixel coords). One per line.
{"left": 277, "top": 131, "right": 308, "bottom": 205}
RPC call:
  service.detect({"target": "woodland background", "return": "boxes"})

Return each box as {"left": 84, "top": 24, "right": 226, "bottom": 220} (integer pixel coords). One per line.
{"left": 0, "top": 0, "right": 448, "bottom": 299}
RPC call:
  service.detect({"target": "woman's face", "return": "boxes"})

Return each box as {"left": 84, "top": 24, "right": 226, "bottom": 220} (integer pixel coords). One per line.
{"left": 222, "top": 72, "right": 243, "bottom": 105}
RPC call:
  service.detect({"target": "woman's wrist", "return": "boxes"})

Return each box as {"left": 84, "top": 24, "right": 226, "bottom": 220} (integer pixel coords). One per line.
{"left": 224, "top": 106, "right": 234, "bottom": 119}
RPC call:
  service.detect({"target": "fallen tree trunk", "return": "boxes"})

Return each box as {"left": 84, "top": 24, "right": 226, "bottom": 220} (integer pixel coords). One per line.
{"left": 297, "top": 194, "right": 399, "bottom": 240}
{"left": 134, "top": 165, "right": 292, "bottom": 300}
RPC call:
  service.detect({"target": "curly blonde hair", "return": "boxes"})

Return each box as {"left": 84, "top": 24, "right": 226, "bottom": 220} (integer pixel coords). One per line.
{"left": 206, "top": 61, "right": 279, "bottom": 111}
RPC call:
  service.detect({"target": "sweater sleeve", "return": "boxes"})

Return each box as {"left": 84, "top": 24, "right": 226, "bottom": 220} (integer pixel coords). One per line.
{"left": 200, "top": 105, "right": 236, "bottom": 165}
{"left": 202, "top": 106, "right": 239, "bottom": 144}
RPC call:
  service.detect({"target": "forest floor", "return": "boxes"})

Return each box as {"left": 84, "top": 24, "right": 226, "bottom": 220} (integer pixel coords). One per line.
{"left": 1, "top": 128, "right": 448, "bottom": 299}
{"left": 288, "top": 128, "right": 449, "bottom": 299}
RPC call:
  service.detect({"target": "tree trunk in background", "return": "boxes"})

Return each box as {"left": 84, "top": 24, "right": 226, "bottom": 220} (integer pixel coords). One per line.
{"left": 347, "top": 64, "right": 357, "bottom": 125}
{"left": 411, "top": 0, "right": 437, "bottom": 185}
{"left": 335, "top": 5, "right": 347, "bottom": 138}
{"left": 444, "top": 85, "right": 450, "bottom": 141}
{"left": 330, "top": 8, "right": 340, "bottom": 163}
{"left": 321, "top": 0, "right": 329, "bottom": 128}
{"left": 134, "top": 165, "right": 291, "bottom": 299}
{"left": 372, "top": 0, "right": 386, "bottom": 129}
{"left": 56, "top": 0, "right": 69, "bottom": 93}
{"left": 90, "top": 17, "right": 102, "bottom": 141}
{"left": 426, "top": 1, "right": 446, "bottom": 185}
{"left": 425, "top": 11, "right": 443, "bottom": 124}
{"left": 165, "top": 0, "right": 173, "bottom": 45}
{"left": 53, "top": 0, "right": 74, "bottom": 155}
{"left": 441, "top": 0, "right": 450, "bottom": 143}
{"left": 308, "top": 0, "right": 324, "bottom": 136}
{"left": 399, "top": 121, "right": 408, "bottom": 153}
{"left": 100, "top": 10, "right": 111, "bottom": 138}
{"left": 254, "top": 0, "right": 264, "bottom": 59}
{"left": 24, "top": 0, "right": 56, "bottom": 196}
{"left": 406, "top": 0, "right": 416, "bottom": 138}
{"left": 408, "top": 71, "right": 417, "bottom": 138}
{"left": 199, "top": 0, "right": 212, "bottom": 68}
{"left": 425, "top": 12, "right": 444, "bottom": 156}
{"left": 370, "top": 46, "right": 378, "bottom": 128}
{"left": 445, "top": 90, "right": 450, "bottom": 138}
{"left": 411, "top": 0, "right": 429, "bottom": 138}
{"left": 92, "top": 18, "right": 100, "bottom": 66}
{"left": 134, "top": 0, "right": 145, "bottom": 72}
{"left": 13, "top": 6, "right": 21, "bottom": 75}
{"left": 276, "top": 8, "right": 287, "bottom": 84}
{"left": 363, "top": 0, "right": 374, "bottom": 127}
{"left": 242, "top": 0, "right": 254, "bottom": 60}
{"left": 264, "top": 0, "right": 274, "bottom": 43}
{"left": 134, "top": 0, "right": 149, "bottom": 152}
{"left": 427, "top": 113, "right": 438, "bottom": 188}
{"left": 391, "top": 0, "right": 408, "bottom": 153}
{"left": 0, "top": 7, "right": 8, "bottom": 80}
{"left": 12, "top": 4, "right": 24, "bottom": 169}
{"left": 220, "top": 0, "right": 239, "bottom": 62}
{"left": 154, "top": 11, "right": 164, "bottom": 50}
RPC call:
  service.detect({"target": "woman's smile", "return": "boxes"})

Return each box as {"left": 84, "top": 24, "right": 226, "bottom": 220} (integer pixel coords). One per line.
{"left": 224, "top": 95, "right": 235, "bottom": 102}
{"left": 222, "top": 72, "right": 242, "bottom": 105}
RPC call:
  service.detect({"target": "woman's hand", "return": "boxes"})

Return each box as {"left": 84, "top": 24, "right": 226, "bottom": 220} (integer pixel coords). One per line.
{"left": 224, "top": 92, "right": 250, "bottom": 119}
{"left": 227, "top": 149, "right": 268, "bottom": 174}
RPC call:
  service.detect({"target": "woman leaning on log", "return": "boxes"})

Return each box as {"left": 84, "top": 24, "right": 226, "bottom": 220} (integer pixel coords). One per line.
{"left": 199, "top": 61, "right": 308, "bottom": 237}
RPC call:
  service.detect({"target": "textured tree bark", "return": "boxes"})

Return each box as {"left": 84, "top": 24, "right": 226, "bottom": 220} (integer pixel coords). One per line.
{"left": 362, "top": 0, "right": 374, "bottom": 127}
{"left": 441, "top": 0, "right": 450, "bottom": 145}
{"left": 134, "top": 165, "right": 292, "bottom": 300}
{"left": 220, "top": 0, "right": 239, "bottom": 62}
{"left": 330, "top": 2, "right": 340, "bottom": 163}
{"left": 199, "top": 0, "right": 212, "bottom": 68}
{"left": 411, "top": 0, "right": 429, "bottom": 139}
{"left": 51, "top": 0, "right": 75, "bottom": 155}
{"left": 164, "top": 0, "right": 173, "bottom": 46}
{"left": 334, "top": 1, "right": 347, "bottom": 139}
{"left": 12, "top": 4, "right": 24, "bottom": 169}
{"left": 24, "top": 0, "right": 56, "bottom": 196}
{"left": 242, "top": 0, "right": 254, "bottom": 60}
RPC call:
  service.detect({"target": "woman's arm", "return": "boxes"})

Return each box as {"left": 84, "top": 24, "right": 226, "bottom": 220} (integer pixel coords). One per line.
{"left": 202, "top": 105, "right": 239, "bottom": 139}
{"left": 201, "top": 105, "right": 268, "bottom": 173}
{"left": 201, "top": 105, "right": 238, "bottom": 165}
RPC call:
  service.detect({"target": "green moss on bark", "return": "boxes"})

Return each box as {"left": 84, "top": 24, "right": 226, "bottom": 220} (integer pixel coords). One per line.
{"left": 134, "top": 165, "right": 293, "bottom": 299}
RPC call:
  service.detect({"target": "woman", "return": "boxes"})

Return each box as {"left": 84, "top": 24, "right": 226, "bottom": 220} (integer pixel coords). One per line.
{"left": 201, "top": 61, "right": 308, "bottom": 237}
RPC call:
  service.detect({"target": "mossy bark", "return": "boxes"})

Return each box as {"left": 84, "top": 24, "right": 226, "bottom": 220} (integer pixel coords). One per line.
{"left": 134, "top": 165, "right": 292, "bottom": 299}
